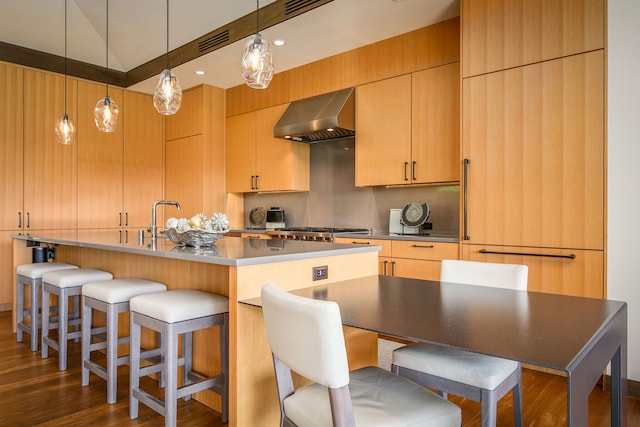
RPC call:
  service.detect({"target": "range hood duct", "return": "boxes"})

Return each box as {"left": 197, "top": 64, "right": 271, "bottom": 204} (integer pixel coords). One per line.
{"left": 273, "top": 87, "right": 355, "bottom": 143}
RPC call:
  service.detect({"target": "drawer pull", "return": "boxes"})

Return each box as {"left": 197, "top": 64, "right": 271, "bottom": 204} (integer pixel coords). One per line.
{"left": 411, "top": 244, "right": 434, "bottom": 249}
{"left": 479, "top": 249, "right": 576, "bottom": 259}
{"left": 350, "top": 241, "right": 371, "bottom": 245}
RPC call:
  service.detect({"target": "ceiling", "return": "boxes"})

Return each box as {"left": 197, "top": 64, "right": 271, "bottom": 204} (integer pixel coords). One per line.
{"left": 0, "top": 0, "right": 459, "bottom": 93}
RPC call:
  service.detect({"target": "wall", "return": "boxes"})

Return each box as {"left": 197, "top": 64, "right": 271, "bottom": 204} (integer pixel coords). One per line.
{"left": 244, "top": 138, "right": 460, "bottom": 234}
{"left": 608, "top": 0, "right": 640, "bottom": 381}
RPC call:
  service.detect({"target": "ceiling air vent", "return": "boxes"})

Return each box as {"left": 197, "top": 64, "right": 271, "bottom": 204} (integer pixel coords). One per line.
{"left": 284, "top": 0, "right": 325, "bottom": 16}
{"left": 198, "top": 30, "right": 230, "bottom": 53}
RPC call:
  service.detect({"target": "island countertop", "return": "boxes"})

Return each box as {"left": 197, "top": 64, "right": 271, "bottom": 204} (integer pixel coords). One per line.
{"left": 11, "top": 230, "right": 381, "bottom": 267}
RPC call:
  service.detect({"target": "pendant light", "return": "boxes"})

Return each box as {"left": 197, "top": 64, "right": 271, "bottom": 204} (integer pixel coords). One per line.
{"left": 54, "top": 0, "right": 77, "bottom": 145}
{"left": 94, "top": 0, "right": 118, "bottom": 132}
{"left": 241, "top": 0, "right": 273, "bottom": 89}
{"left": 153, "top": 0, "right": 182, "bottom": 115}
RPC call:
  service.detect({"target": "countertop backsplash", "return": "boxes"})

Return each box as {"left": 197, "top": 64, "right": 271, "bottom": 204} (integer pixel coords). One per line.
{"left": 244, "top": 138, "right": 460, "bottom": 235}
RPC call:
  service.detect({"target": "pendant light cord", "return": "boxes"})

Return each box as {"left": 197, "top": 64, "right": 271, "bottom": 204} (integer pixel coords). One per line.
{"left": 256, "top": 0, "right": 259, "bottom": 35}
{"left": 105, "top": 0, "right": 109, "bottom": 96}
{"left": 63, "top": 0, "right": 68, "bottom": 114}
{"left": 165, "top": 0, "right": 169, "bottom": 70}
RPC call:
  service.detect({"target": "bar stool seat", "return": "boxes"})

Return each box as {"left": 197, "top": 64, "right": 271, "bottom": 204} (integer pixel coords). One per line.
{"left": 81, "top": 278, "right": 167, "bottom": 404}
{"left": 41, "top": 268, "right": 113, "bottom": 371}
{"left": 16, "top": 262, "right": 78, "bottom": 351}
{"left": 129, "top": 289, "right": 229, "bottom": 427}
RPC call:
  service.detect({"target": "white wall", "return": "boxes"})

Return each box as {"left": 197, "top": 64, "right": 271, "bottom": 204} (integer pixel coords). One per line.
{"left": 608, "top": 0, "right": 640, "bottom": 381}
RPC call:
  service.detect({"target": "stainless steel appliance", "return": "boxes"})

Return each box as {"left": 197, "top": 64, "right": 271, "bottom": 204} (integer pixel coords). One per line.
{"left": 266, "top": 207, "right": 286, "bottom": 229}
{"left": 266, "top": 227, "right": 370, "bottom": 242}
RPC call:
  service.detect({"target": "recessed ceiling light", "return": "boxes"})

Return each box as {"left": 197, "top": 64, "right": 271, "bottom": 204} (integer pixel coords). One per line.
{"left": 273, "top": 39, "right": 285, "bottom": 46}
{"left": 194, "top": 70, "right": 205, "bottom": 75}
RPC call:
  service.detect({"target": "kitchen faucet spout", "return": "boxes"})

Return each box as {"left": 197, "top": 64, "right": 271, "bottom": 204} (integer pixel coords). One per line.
{"left": 149, "top": 200, "right": 181, "bottom": 239}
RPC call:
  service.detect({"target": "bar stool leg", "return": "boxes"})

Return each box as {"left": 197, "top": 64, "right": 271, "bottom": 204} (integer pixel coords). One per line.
{"left": 16, "top": 278, "right": 24, "bottom": 344}
{"left": 58, "top": 289, "right": 69, "bottom": 371}
{"left": 41, "top": 284, "right": 50, "bottom": 358}
{"left": 221, "top": 312, "right": 229, "bottom": 423}
{"left": 30, "top": 279, "right": 40, "bottom": 352}
{"left": 129, "top": 316, "right": 141, "bottom": 420}
{"left": 106, "top": 302, "right": 119, "bottom": 404}
{"left": 182, "top": 331, "right": 193, "bottom": 401}
{"left": 81, "top": 297, "right": 92, "bottom": 386}
{"left": 166, "top": 323, "right": 178, "bottom": 427}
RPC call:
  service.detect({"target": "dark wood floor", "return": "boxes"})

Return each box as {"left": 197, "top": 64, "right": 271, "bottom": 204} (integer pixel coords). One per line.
{"left": 1, "top": 311, "right": 638, "bottom": 426}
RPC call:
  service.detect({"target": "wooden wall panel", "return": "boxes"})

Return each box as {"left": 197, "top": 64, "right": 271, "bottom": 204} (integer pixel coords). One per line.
{"left": 226, "top": 17, "right": 460, "bottom": 116}
{"left": 462, "top": 0, "right": 604, "bottom": 77}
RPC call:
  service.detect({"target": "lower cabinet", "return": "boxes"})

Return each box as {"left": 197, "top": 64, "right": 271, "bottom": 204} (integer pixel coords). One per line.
{"left": 462, "top": 244, "right": 604, "bottom": 298}
{"left": 335, "top": 238, "right": 459, "bottom": 281}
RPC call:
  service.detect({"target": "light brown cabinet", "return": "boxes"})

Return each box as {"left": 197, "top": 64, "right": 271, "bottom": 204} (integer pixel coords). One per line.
{"left": 356, "top": 64, "right": 460, "bottom": 187}
{"left": 23, "top": 69, "right": 78, "bottom": 230}
{"left": 226, "top": 104, "right": 310, "bottom": 193}
{"left": 334, "top": 237, "right": 458, "bottom": 281}
{"left": 77, "top": 81, "right": 124, "bottom": 229}
{"left": 164, "top": 85, "right": 226, "bottom": 216}
{"left": 0, "top": 62, "right": 23, "bottom": 307}
{"left": 461, "top": 0, "right": 604, "bottom": 78}
{"left": 463, "top": 245, "right": 603, "bottom": 298}
{"left": 462, "top": 51, "right": 604, "bottom": 250}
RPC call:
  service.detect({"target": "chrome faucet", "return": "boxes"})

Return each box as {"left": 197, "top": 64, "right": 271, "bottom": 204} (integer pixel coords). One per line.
{"left": 149, "top": 200, "right": 181, "bottom": 239}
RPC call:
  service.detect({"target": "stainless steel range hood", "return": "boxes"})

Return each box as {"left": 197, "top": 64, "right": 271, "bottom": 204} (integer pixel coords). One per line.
{"left": 273, "top": 87, "right": 355, "bottom": 143}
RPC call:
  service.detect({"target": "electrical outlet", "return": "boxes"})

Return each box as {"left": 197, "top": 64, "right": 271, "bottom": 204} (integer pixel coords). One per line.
{"left": 312, "top": 265, "right": 328, "bottom": 281}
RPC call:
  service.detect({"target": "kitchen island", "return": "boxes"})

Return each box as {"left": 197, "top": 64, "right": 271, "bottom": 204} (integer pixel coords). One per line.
{"left": 12, "top": 231, "right": 381, "bottom": 426}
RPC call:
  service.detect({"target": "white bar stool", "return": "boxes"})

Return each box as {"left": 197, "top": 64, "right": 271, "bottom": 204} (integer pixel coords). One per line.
{"left": 41, "top": 268, "right": 113, "bottom": 371}
{"left": 129, "top": 289, "right": 229, "bottom": 427}
{"left": 16, "top": 262, "right": 78, "bottom": 351}
{"left": 81, "top": 278, "right": 167, "bottom": 404}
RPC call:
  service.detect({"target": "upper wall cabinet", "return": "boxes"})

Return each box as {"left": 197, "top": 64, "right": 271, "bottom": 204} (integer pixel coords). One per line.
{"left": 355, "top": 64, "right": 460, "bottom": 187}
{"left": 23, "top": 69, "right": 78, "bottom": 230}
{"left": 226, "top": 104, "right": 310, "bottom": 193}
{"left": 461, "top": 0, "right": 604, "bottom": 78}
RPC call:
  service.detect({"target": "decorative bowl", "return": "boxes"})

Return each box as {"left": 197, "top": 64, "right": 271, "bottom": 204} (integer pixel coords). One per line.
{"left": 164, "top": 227, "right": 229, "bottom": 247}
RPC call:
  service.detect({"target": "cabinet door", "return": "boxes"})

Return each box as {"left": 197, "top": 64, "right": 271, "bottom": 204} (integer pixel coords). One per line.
{"left": 463, "top": 51, "right": 603, "bottom": 249}
{"left": 23, "top": 69, "right": 77, "bottom": 230}
{"left": 356, "top": 75, "right": 411, "bottom": 186}
{"left": 77, "top": 81, "right": 124, "bottom": 229}
{"left": 463, "top": 244, "right": 603, "bottom": 298}
{"left": 164, "top": 85, "right": 203, "bottom": 140}
{"left": 255, "top": 104, "right": 309, "bottom": 192}
{"left": 412, "top": 63, "right": 460, "bottom": 184}
{"left": 461, "top": 0, "right": 604, "bottom": 77}
{"left": 226, "top": 112, "right": 257, "bottom": 193}
{"left": 123, "top": 91, "right": 164, "bottom": 228}
{"left": 391, "top": 258, "right": 442, "bottom": 281}
{"left": 165, "top": 135, "right": 204, "bottom": 216}
{"left": 0, "top": 63, "right": 23, "bottom": 231}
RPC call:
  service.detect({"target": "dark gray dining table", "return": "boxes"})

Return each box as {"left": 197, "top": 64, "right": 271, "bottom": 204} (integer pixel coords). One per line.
{"left": 242, "top": 274, "right": 628, "bottom": 426}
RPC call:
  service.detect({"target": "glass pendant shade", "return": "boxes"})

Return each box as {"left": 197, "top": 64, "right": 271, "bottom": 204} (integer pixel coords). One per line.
{"left": 94, "top": 95, "right": 118, "bottom": 132}
{"left": 153, "top": 68, "right": 182, "bottom": 115}
{"left": 54, "top": 113, "right": 77, "bottom": 145}
{"left": 241, "top": 34, "right": 273, "bottom": 89}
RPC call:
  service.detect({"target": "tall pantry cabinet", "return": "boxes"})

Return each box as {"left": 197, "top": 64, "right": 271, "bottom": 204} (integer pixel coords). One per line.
{"left": 460, "top": 0, "right": 605, "bottom": 298}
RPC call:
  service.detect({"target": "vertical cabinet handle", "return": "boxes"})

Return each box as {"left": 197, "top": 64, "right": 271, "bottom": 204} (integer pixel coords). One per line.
{"left": 119, "top": 230, "right": 122, "bottom": 244}
{"left": 18, "top": 212, "right": 22, "bottom": 228}
{"left": 26, "top": 212, "right": 30, "bottom": 228}
{"left": 383, "top": 260, "right": 388, "bottom": 276}
{"left": 119, "top": 212, "right": 122, "bottom": 227}
{"left": 251, "top": 175, "right": 256, "bottom": 190}
{"left": 255, "top": 175, "right": 259, "bottom": 190}
{"left": 404, "top": 162, "right": 409, "bottom": 181}
{"left": 412, "top": 161, "right": 417, "bottom": 181}
{"left": 463, "top": 158, "right": 470, "bottom": 240}
{"left": 391, "top": 261, "right": 396, "bottom": 276}
{"left": 125, "top": 212, "right": 128, "bottom": 227}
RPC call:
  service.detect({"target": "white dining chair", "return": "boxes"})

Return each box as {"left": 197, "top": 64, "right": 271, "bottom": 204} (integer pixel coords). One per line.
{"left": 391, "top": 259, "right": 528, "bottom": 427}
{"left": 261, "top": 282, "right": 461, "bottom": 427}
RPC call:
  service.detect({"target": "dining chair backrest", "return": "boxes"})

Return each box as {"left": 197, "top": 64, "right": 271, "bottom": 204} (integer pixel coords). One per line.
{"left": 440, "top": 259, "right": 528, "bottom": 290}
{"left": 261, "top": 282, "right": 350, "bottom": 389}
